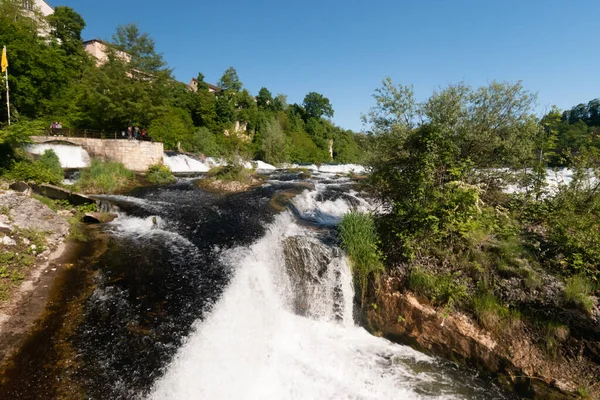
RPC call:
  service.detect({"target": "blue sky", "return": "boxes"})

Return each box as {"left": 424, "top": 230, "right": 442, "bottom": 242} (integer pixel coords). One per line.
{"left": 50, "top": 0, "right": 600, "bottom": 131}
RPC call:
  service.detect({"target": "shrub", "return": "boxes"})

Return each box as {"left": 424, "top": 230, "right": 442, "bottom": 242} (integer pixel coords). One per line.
{"left": 207, "top": 164, "right": 255, "bottom": 183}
{"left": 563, "top": 275, "right": 594, "bottom": 312}
{"left": 187, "top": 127, "right": 220, "bottom": 156}
{"left": 146, "top": 164, "right": 175, "bottom": 185}
{"left": 261, "top": 119, "right": 289, "bottom": 166}
{"left": 4, "top": 149, "right": 63, "bottom": 185}
{"left": 74, "top": 159, "right": 136, "bottom": 194}
{"left": 407, "top": 268, "right": 467, "bottom": 307}
{"left": 338, "top": 212, "right": 384, "bottom": 304}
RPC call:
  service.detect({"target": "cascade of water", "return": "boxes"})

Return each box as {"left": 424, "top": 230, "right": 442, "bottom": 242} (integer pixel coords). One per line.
{"left": 149, "top": 203, "right": 509, "bottom": 399}
{"left": 162, "top": 153, "right": 211, "bottom": 173}
{"left": 26, "top": 143, "right": 91, "bottom": 168}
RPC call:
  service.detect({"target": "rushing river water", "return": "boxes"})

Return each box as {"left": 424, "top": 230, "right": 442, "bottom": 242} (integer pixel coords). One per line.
{"left": 0, "top": 171, "right": 515, "bottom": 400}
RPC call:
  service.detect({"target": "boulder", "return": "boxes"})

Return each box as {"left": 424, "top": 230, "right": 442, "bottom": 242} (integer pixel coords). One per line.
{"left": 0, "top": 191, "right": 69, "bottom": 244}
{"left": 0, "top": 214, "right": 12, "bottom": 234}
{"left": 82, "top": 212, "right": 118, "bottom": 224}
{"left": 1, "top": 236, "right": 16, "bottom": 246}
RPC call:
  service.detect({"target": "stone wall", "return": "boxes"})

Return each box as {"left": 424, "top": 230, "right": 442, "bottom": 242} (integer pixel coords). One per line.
{"left": 30, "top": 137, "right": 164, "bottom": 172}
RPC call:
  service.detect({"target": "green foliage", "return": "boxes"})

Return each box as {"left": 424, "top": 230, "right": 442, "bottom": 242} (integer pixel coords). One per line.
{"left": 188, "top": 127, "right": 220, "bottom": 156}
{"left": 146, "top": 164, "right": 175, "bottom": 185}
{"left": 563, "top": 276, "right": 594, "bottom": 312}
{"left": 206, "top": 164, "right": 255, "bottom": 183}
{"left": 472, "top": 291, "right": 519, "bottom": 333}
{"left": 407, "top": 268, "right": 467, "bottom": 307}
{"left": 338, "top": 212, "right": 384, "bottom": 304}
{"left": 148, "top": 107, "right": 194, "bottom": 150}
{"left": 218, "top": 67, "right": 242, "bottom": 92}
{"left": 303, "top": 92, "right": 334, "bottom": 119}
{"left": 261, "top": 119, "right": 288, "bottom": 166}
{"left": 74, "top": 159, "right": 136, "bottom": 194}
{"left": 4, "top": 149, "right": 63, "bottom": 185}
{"left": 0, "top": 120, "right": 44, "bottom": 146}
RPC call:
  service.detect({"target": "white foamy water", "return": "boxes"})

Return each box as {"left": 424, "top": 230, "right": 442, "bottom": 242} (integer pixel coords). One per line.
{"left": 163, "top": 154, "right": 210, "bottom": 173}
{"left": 291, "top": 184, "right": 372, "bottom": 226}
{"left": 149, "top": 213, "right": 438, "bottom": 400}
{"left": 26, "top": 143, "right": 91, "bottom": 168}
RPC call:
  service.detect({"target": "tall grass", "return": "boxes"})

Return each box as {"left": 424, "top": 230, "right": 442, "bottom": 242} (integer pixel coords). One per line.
{"left": 564, "top": 275, "right": 594, "bottom": 312}
{"left": 146, "top": 164, "right": 175, "bottom": 184}
{"left": 338, "top": 212, "right": 384, "bottom": 304}
{"left": 74, "top": 159, "right": 136, "bottom": 194}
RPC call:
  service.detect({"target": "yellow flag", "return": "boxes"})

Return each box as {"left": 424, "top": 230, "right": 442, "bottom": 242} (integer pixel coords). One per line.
{"left": 1, "top": 46, "right": 7, "bottom": 73}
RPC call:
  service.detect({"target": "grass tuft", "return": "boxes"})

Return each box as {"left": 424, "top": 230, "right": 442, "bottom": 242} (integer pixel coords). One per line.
{"left": 563, "top": 275, "right": 594, "bottom": 312}
{"left": 338, "top": 212, "right": 384, "bottom": 305}
{"left": 74, "top": 159, "right": 136, "bottom": 194}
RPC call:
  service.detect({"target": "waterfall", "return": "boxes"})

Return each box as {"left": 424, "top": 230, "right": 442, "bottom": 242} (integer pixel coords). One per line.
{"left": 162, "top": 153, "right": 211, "bottom": 173}
{"left": 26, "top": 143, "right": 91, "bottom": 168}
{"left": 148, "top": 197, "right": 508, "bottom": 399}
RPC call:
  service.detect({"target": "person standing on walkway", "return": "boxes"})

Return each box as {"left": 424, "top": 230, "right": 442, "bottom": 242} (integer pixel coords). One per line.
{"left": 134, "top": 126, "right": 140, "bottom": 140}
{"left": 127, "top": 125, "right": 133, "bottom": 140}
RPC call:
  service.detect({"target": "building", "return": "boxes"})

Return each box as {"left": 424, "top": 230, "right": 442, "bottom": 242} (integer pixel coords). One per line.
{"left": 22, "top": 0, "right": 54, "bottom": 17}
{"left": 188, "top": 78, "right": 222, "bottom": 93}
{"left": 83, "top": 39, "right": 131, "bottom": 67}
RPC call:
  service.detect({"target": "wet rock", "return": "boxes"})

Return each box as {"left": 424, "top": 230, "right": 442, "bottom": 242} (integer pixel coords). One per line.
{"left": 9, "top": 181, "right": 31, "bottom": 196}
{"left": 82, "top": 212, "right": 118, "bottom": 224}
{"left": 282, "top": 236, "right": 345, "bottom": 320}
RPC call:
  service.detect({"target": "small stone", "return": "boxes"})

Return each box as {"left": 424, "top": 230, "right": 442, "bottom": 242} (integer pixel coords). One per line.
{"left": 30, "top": 244, "right": 36, "bottom": 250}
{"left": 1, "top": 236, "right": 16, "bottom": 246}
{"left": 23, "top": 238, "right": 30, "bottom": 245}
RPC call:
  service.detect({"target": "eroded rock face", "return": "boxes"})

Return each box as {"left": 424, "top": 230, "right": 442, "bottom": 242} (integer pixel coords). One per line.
{"left": 282, "top": 236, "right": 345, "bottom": 321}
{"left": 0, "top": 191, "right": 69, "bottom": 245}
{"left": 367, "top": 276, "right": 600, "bottom": 399}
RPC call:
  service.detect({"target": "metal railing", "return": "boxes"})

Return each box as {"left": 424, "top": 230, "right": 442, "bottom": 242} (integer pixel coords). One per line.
{"left": 41, "top": 127, "right": 153, "bottom": 141}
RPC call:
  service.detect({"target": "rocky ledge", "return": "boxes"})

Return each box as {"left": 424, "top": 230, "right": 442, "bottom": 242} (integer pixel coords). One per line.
{"left": 366, "top": 275, "right": 600, "bottom": 399}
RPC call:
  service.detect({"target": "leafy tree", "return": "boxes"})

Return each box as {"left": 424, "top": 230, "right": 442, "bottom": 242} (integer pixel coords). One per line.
{"left": 148, "top": 106, "right": 194, "bottom": 150}
{"left": 218, "top": 66, "right": 242, "bottom": 92}
{"left": 188, "top": 127, "right": 220, "bottom": 155}
{"left": 303, "top": 92, "right": 334, "bottom": 119}
{"left": 261, "top": 119, "right": 288, "bottom": 165}
{"left": 47, "top": 6, "right": 86, "bottom": 56}
{"left": 273, "top": 94, "right": 287, "bottom": 111}
{"left": 257, "top": 87, "right": 273, "bottom": 109}
{"left": 112, "top": 23, "right": 170, "bottom": 76}
{"left": 195, "top": 72, "right": 209, "bottom": 91}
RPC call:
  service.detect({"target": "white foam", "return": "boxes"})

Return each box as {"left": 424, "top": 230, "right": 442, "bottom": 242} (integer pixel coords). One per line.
{"left": 163, "top": 154, "right": 210, "bottom": 173}
{"left": 26, "top": 143, "right": 91, "bottom": 168}
{"left": 149, "top": 213, "right": 436, "bottom": 400}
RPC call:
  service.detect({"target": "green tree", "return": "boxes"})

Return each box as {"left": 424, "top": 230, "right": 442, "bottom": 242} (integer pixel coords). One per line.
{"left": 112, "top": 23, "right": 171, "bottom": 76}
{"left": 148, "top": 106, "right": 194, "bottom": 150}
{"left": 218, "top": 66, "right": 242, "bottom": 92}
{"left": 303, "top": 92, "right": 334, "bottom": 119}
{"left": 47, "top": 6, "right": 86, "bottom": 56}
{"left": 257, "top": 87, "right": 273, "bottom": 109}
{"left": 261, "top": 119, "right": 288, "bottom": 165}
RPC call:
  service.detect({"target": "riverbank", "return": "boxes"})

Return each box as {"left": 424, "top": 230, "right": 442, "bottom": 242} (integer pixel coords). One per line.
{"left": 0, "top": 188, "right": 72, "bottom": 365}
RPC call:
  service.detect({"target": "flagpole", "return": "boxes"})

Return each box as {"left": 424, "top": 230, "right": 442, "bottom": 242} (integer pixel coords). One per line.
{"left": 5, "top": 67, "right": 9, "bottom": 126}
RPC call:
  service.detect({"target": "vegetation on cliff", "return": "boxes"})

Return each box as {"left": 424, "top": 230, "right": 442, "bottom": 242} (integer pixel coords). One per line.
{"left": 358, "top": 78, "right": 600, "bottom": 396}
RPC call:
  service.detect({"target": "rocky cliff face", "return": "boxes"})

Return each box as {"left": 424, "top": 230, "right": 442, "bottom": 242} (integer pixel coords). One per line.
{"left": 366, "top": 275, "right": 600, "bottom": 399}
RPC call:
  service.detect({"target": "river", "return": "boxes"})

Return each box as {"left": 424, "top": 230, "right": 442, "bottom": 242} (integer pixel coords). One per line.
{"left": 0, "top": 171, "right": 515, "bottom": 399}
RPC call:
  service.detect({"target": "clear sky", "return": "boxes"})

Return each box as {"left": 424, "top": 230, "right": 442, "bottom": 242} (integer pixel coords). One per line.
{"left": 49, "top": 0, "right": 600, "bottom": 131}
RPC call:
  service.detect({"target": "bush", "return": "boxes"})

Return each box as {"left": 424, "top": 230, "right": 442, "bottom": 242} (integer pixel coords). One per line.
{"left": 338, "top": 212, "right": 384, "bottom": 304}
{"left": 407, "top": 268, "right": 467, "bottom": 307}
{"left": 74, "top": 159, "right": 136, "bottom": 194}
{"left": 261, "top": 119, "right": 288, "bottom": 166}
{"left": 187, "top": 127, "right": 220, "bottom": 156}
{"left": 3, "top": 149, "right": 63, "bottom": 185}
{"left": 146, "top": 164, "right": 175, "bottom": 185}
{"left": 207, "top": 164, "right": 255, "bottom": 183}
{"left": 563, "top": 275, "right": 594, "bottom": 312}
